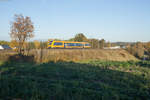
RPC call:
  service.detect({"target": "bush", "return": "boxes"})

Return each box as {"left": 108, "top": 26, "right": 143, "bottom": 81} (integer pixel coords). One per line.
{"left": 8, "top": 54, "right": 34, "bottom": 63}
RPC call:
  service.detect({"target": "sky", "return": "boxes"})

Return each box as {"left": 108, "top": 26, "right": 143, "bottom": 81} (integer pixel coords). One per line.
{"left": 0, "top": 0, "right": 150, "bottom": 42}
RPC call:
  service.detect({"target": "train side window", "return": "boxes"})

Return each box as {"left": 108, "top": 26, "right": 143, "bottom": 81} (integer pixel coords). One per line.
{"left": 67, "top": 43, "right": 70, "bottom": 46}
{"left": 66, "top": 43, "right": 71, "bottom": 46}
{"left": 54, "top": 42, "right": 63, "bottom": 45}
{"left": 65, "top": 43, "right": 84, "bottom": 46}
{"left": 68, "top": 43, "right": 75, "bottom": 46}
{"left": 76, "top": 43, "right": 83, "bottom": 46}
{"left": 72, "top": 43, "right": 75, "bottom": 46}
{"left": 85, "top": 44, "right": 90, "bottom": 46}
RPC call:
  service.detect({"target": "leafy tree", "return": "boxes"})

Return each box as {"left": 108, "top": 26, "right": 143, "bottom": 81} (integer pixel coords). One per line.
{"left": 0, "top": 41, "right": 10, "bottom": 45}
{"left": 10, "top": 40, "right": 19, "bottom": 49}
{"left": 34, "top": 40, "right": 41, "bottom": 49}
{"left": 40, "top": 41, "right": 47, "bottom": 49}
{"left": 126, "top": 42, "right": 144, "bottom": 59}
{"left": 74, "top": 33, "right": 87, "bottom": 42}
{"left": 99, "top": 39, "right": 105, "bottom": 49}
{"left": 10, "top": 14, "right": 34, "bottom": 54}
{"left": 68, "top": 38, "right": 75, "bottom": 41}
{"left": 135, "top": 42, "right": 144, "bottom": 58}
{"left": 105, "top": 42, "right": 111, "bottom": 47}
{"left": 88, "top": 39, "right": 99, "bottom": 48}
{"left": 23, "top": 42, "right": 29, "bottom": 50}
{"left": 144, "top": 42, "right": 150, "bottom": 59}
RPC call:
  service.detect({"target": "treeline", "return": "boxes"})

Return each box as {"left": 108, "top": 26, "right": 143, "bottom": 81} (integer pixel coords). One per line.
{"left": 0, "top": 40, "right": 47, "bottom": 49}
{"left": 1, "top": 33, "right": 150, "bottom": 60}
{"left": 0, "top": 40, "right": 10, "bottom": 45}
{"left": 126, "top": 42, "right": 150, "bottom": 60}
{"left": 0, "top": 33, "right": 112, "bottom": 49}
{"left": 68, "top": 33, "right": 112, "bottom": 48}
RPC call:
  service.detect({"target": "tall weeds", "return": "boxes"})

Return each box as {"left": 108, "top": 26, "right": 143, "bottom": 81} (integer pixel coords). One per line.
{"left": 26, "top": 49, "right": 138, "bottom": 63}
{"left": 0, "top": 49, "right": 138, "bottom": 63}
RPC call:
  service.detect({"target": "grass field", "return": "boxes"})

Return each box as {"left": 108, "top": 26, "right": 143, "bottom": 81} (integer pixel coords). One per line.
{"left": 0, "top": 60, "right": 150, "bottom": 100}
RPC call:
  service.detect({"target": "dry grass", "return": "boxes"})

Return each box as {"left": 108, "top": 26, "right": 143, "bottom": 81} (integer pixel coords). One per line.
{"left": 0, "top": 49, "right": 138, "bottom": 63}
{"left": 26, "top": 49, "right": 138, "bottom": 63}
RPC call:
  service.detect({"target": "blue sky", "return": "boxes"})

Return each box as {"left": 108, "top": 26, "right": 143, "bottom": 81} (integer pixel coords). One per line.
{"left": 0, "top": 0, "right": 150, "bottom": 42}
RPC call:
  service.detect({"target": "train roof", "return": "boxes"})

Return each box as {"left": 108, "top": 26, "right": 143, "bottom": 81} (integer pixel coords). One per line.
{"left": 48, "top": 40, "right": 90, "bottom": 44}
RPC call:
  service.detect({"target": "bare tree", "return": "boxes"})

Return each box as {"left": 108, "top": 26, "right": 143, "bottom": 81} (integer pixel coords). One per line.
{"left": 10, "top": 14, "right": 34, "bottom": 54}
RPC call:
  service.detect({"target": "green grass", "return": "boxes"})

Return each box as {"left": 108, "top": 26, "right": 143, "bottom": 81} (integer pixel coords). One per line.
{"left": 0, "top": 60, "right": 150, "bottom": 100}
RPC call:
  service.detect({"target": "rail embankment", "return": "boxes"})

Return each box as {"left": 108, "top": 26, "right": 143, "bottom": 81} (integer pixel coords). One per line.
{"left": 0, "top": 49, "right": 138, "bottom": 63}
{"left": 28, "top": 49, "right": 138, "bottom": 63}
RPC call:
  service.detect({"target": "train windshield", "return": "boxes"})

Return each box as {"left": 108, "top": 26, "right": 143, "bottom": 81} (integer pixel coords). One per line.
{"left": 49, "top": 41, "right": 53, "bottom": 45}
{"left": 66, "top": 43, "right": 83, "bottom": 46}
{"left": 76, "top": 43, "right": 83, "bottom": 46}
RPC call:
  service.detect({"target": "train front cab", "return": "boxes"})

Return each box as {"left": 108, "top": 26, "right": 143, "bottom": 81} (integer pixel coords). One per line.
{"left": 47, "top": 40, "right": 53, "bottom": 48}
{"left": 48, "top": 41, "right": 64, "bottom": 48}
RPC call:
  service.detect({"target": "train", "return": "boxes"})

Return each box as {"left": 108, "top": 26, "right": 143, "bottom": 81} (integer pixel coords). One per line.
{"left": 47, "top": 40, "right": 91, "bottom": 49}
